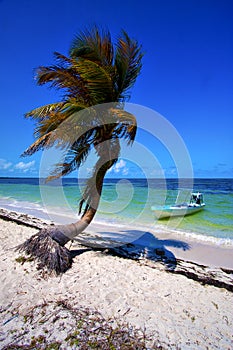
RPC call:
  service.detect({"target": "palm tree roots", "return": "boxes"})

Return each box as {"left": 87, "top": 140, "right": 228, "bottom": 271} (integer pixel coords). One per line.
{"left": 17, "top": 227, "right": 72, "bottom": 274}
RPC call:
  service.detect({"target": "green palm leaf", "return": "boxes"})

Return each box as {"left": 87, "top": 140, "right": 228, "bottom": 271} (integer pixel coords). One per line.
{"left": 46, "top": 142, "right": 91, "bottom": 181}
{"left": 23, "top": 25, "right": 143, "bottom": 214}
{"left": 115, "top": 31, "right": 143, "bottom": 100}
{"left": 69, "top": 26, "right": 114, "bottom": 66}
{"left": 72, "top": 59, "right": 115, "bottom": 104}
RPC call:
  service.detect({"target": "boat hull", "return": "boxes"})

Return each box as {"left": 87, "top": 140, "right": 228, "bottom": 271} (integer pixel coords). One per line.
{"left": 151, "top": 204, "right": 205, "bottom": 219}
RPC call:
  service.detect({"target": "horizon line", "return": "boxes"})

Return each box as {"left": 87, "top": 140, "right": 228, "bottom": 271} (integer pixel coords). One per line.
{"left": 0, "top": 176, "right": 232, "bottom": 180}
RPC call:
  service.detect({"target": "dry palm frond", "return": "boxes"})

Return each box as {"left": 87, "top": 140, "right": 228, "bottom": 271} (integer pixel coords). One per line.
{"left": 17, "top": 227, "right": 72, "bottom": 274}
{"left": 110, "top": 108, "right": 137, "bottom": 144}
{"left": 25, "top": 102, "right": 65, "bottom": 120}
{"left": 36, "top": 63, "right": 89, "bottom": 102}
{"left": 21, "top": 132, "right": 55, "bottom": 156}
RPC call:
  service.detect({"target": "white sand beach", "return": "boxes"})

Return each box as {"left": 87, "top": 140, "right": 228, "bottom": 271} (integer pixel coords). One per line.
{"left": 0, "top": 210, "right": 233, "bottom": 349}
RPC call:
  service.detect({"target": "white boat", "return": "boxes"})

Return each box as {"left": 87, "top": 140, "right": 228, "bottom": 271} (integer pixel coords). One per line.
{"left": 151, "top": 192, "right": 205, "bottom": 219}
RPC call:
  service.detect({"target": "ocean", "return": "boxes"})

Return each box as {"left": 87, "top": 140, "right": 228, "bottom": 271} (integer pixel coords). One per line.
{"left": 0, "top": 177, "right": 232, "bottom": 246}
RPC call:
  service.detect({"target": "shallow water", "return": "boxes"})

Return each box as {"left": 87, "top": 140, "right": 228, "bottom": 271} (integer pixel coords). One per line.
{"left": 0, "top": 177, "right": 232, "bottom": 245}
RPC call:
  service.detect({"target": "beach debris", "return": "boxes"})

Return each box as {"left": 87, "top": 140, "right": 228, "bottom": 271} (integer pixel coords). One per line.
{"left": 17, "top": 228, "right": 73, "bottom": 275}
{"left": 1, "top": 208, "right": 73, "bottom": 274}
{"left": 2, "top": 314, "right": 19, "bottom": 326}
{"left": 0, "top": 208, "right": 48, "bottom": 229}
{"left": 1, "top": 299, "right": 163, "bottom": 349}
{"left": 15, "top": 255, "right": 34, "bottom": 265}
{"left": 171, "top": 260, "right": 233, "bottom": 292}
{"left": 108, "top": 245, "right": 233, "bottom": 292}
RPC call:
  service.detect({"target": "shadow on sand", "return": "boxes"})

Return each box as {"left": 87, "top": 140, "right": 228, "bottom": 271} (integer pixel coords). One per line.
{"left": 108, "top": 231, "right": 190, "bottom": 271}
{"left": 72, "top": 229, "right": 190, "bottom": 271}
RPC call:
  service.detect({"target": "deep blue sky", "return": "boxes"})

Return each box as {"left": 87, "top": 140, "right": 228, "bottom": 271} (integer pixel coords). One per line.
{"left": 0, "top": 0, "right": 232, "bottom": 178}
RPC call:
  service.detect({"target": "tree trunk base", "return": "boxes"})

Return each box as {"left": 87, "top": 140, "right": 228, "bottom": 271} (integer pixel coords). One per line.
{"left": 17, "top": 227, "right": 73, "bottom": 274}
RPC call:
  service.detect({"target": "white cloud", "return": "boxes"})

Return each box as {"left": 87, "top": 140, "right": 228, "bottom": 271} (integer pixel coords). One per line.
{"left": 148, "top": 168, "right": 164, "bottom": 177}
{"left": 15, "top": 160, "right": 35, "bottom": 173}
{"left": 108, "top": 159, "right": 129, "bottom": 176}
{"left": 0, "top": 158, "right": 37, "bottom": 175}
{"left": 0, "top": 158, "right": 12, "bottom": 170}
{"left": 165, "top": 166, "right": 177, "bottom": 176}
{"left": 122, "top": 167, "right": 129, "bottom": 176}
{"left": 115, "top": 159, "right": 126, "bottom": 173}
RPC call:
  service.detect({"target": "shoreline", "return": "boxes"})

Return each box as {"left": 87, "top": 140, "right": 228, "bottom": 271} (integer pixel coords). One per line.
{"left": 0, "top": 208, "right": 233, "bottom": 348}
{"left": 86, "top": 220, "right": 233, "bottom": 270}
{"left": 1, "top": 206, "right": 233, "bottom": 270}
{"left": 0, "top": 207, "right": 233, "bottom": 293}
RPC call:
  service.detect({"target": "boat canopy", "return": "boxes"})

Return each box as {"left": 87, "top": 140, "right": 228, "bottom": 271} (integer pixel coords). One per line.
{"left": 190, "top": 192, "right": 204, "bottom": 205}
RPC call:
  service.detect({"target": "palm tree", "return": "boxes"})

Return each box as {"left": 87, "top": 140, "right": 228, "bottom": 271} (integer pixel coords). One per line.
{"left": 18, "top": 26, "right": 143, "bottom": 274}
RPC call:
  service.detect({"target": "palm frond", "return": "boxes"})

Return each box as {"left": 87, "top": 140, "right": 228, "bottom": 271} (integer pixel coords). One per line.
{"left": 46, "top": 150, "right": 88, "bottom": 182}
{"left": 53, "top": 51, "right": 73, "bottom": 66}
{"left": 33, "top": 112, "right": 68, "bottom": 139}
{"left": 25, "top": 102, "right": 65, "bottom": 120}
{"left": 21, "top": 132, "right": 56, "bottom": 156}
{"left": 59, "top": 99, "right": 90, "bottom": 118}
{"left": 72, "top": 59, "right": 114, "bottom": 103}
{"left": 36, "top": 65, "right": 69, "bottom": 86}
{"left": 36, "top": 65, "right": 88, "bottom": 100}
{"left": 115, "top": 31, "right": 143, "bottom": 100}
{"left": 46, "top": 135, "right": 93, "bottom": 182}
{"left": 109, "top": 108, "right": 137, "bottom": 144}
{"left": 69, "top": 26, "right": 114, "bottom": 66}
{"left": 33, "top": 99, "right": 94, "bottom": 139}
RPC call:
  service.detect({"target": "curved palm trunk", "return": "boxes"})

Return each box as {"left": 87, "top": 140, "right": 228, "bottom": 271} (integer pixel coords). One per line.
{"left": 49, "top": 159, "right": 113, "bottom": 246}
{"left": 17, "top": 141, "right": 118, "bottom": 274}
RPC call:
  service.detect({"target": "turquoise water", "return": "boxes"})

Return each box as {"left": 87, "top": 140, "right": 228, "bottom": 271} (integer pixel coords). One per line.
{"left": 0, "top": 177, "right": 232, "bottom": 245}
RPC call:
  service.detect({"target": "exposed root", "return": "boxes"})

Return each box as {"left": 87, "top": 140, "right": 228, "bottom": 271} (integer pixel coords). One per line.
{"left": 17, "top": 228, "right": 72, "bottom": 275}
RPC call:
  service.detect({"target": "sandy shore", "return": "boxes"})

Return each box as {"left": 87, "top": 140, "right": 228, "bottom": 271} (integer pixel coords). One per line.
{"left": 0, "top": 210, "right": 233, "bottom": 349}
{"left": 82, "top": 219, "right": 233, "bottom": 270}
